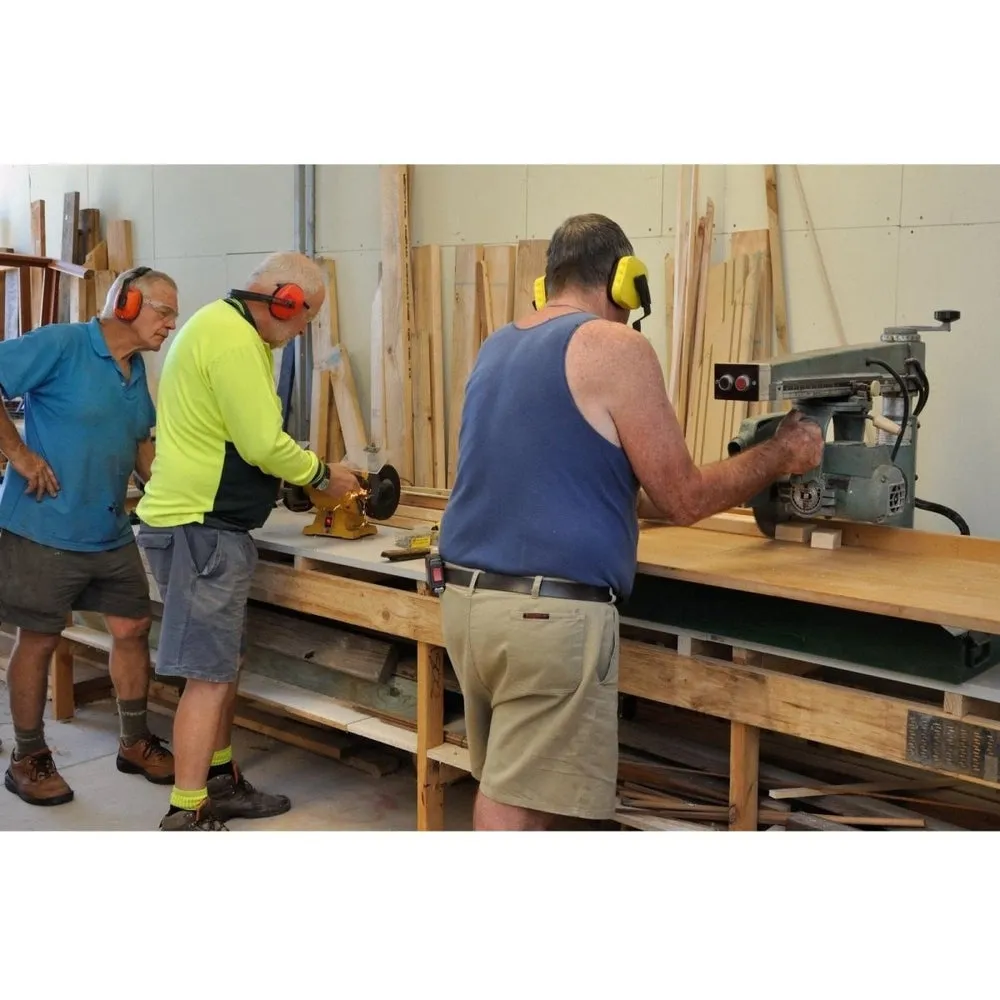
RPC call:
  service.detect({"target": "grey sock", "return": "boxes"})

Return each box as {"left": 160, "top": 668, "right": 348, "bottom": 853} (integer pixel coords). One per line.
{"left": 117, "top": 697, "right": 150, "bottom": 745}
{"left": 13, "top": 725, "right": 47, "bottom": 760}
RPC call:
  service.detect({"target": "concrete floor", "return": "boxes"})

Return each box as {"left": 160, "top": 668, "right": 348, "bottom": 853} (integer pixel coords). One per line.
{"left": 0, "top": 681, "right": 476, "bottom": 831}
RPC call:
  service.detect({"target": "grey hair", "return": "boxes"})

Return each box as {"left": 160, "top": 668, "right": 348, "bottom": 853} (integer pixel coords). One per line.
{"left": 99, "top": 267, "right": 178, "bottom": 320}
{"left": 244, "top": 252, "right": 326, "bottom": 300}
{"left": 544, "top": 214, "right": 634, "bottom": 297}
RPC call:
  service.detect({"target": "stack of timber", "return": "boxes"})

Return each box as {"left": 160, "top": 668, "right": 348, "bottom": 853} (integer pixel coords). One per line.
{"left": 1, "top": 193, "right": 138, "bottom": 350}
{"left": 666, "top": 166, "right": 790, "bottom": 467}
{"left": 616, "top": 703, "right": 1000, "bottom": 832}
{"left": 366, "top": 165, "right": 545, "bottom": 490}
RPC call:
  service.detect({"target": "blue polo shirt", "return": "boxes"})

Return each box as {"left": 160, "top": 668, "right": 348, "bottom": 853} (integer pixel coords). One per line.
{"left": 0, "top": 319, "right": 156, "bottom": 552}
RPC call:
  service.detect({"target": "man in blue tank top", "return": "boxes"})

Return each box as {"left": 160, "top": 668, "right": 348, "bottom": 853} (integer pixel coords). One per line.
{"left": 437, "top": 213, "right": 824, "bottom": 830}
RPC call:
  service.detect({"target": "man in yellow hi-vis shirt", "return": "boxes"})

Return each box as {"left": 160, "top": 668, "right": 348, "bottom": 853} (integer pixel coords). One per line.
{"left": 137, "top": 251, "right": 360, "bottom": 831}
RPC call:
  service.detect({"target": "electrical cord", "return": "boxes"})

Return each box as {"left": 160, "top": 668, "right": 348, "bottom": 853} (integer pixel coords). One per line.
{"left": 915, "top": 497, "right": 971, "bottom": 535}
{"left": 905, "top": 357, "right": 930, "bottom": 417}
{"left": 864, "top": 357, "right": 909, "bottom": 463}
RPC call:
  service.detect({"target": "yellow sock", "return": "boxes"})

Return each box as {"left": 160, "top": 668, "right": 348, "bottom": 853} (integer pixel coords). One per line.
{"left": 210, "top": 745, "right": 233, "bottom": 767}
{"left": 170, "top": 787, "right": 208, "bottom": 812}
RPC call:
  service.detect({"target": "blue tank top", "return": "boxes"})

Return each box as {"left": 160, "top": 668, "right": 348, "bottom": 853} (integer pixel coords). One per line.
{"left": 438, "top": 312, "right": 640, "bottom": 598}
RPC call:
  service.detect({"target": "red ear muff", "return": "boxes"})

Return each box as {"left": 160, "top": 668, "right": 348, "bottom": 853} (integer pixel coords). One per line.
{"left": 114, "top": 266, "right": 152, "bottom": 322}
{"left": 268, "top": 283, "right": 307, "bottom": 321}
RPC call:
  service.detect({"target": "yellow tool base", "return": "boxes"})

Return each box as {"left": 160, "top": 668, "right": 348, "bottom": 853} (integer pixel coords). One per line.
{"left": 302, "top": 509, "right": 377, "bottom": 540}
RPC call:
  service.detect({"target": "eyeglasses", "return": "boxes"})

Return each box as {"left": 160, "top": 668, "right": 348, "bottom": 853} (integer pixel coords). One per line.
{"left": 144, "top": 300, "right": 179, "bottom": 321}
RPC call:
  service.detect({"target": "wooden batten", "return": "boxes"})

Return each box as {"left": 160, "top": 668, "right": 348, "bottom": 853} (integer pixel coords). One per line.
{"left": 447, "top": 243, "right": 484, "bottom": 487}
{"left": 309, "top": 257, "right": 344, "bottom": 463}
{"left": 30, "top": 200, "right": 45, "bottom": 328}
{"left": 107, "top": 220, "right": 134, "bottom": 273}
{"left": 512, "top": 239, "right": 548, "bottom": 322}
{"left": 379, "top": 165, "right": 415, "bottom": 484}
{"left": 482, "top": 244, "right": 516, "bottom": 337}
{"left": 327, "top": 344, "right": 368, "bottom": 470}
{"left": 411, "top": 244, "right": 445, "bottom": 488}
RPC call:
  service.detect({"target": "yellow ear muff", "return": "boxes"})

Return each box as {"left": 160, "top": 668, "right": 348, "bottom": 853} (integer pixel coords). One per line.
{"left": 607, "top": 256, "right": 647, "bottom": 311}
{"left": 532, "top": 275, "right": 547, "bottom": 311}
{"left": 531, "top": 255, "right": 652, "bottom": 331}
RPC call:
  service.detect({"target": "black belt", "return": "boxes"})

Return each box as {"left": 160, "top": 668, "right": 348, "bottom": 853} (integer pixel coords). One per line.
{"left": 443, "top": 566, "right": 616, "bottom": 604}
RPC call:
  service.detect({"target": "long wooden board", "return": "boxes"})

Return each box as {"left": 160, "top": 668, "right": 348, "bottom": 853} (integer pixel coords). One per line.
{"left": 636, "top": 523, "right": 1000, "bottom": 634}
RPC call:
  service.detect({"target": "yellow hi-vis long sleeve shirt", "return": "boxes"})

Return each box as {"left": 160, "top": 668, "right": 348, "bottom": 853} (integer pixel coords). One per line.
{"left": 136, "top": 298, "right": 320, "bottom": 531}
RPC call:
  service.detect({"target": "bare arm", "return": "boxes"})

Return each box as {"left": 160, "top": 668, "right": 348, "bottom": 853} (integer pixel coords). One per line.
{"left": 134, "top": 436, "right": 155, "bottom": 485}
{"left": 0, "top": 403, "right": 25, "bottom": 462}
{"left": 606, "top": 327, "right": 821, "bottom": 526}
{"left": 0, "top": 399, "right": 60, "bottom": 499}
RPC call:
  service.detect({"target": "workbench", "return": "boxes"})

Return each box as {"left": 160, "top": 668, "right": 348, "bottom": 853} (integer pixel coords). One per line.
{"left": 43, "top": 505, "right": 1000, "bottom": 831}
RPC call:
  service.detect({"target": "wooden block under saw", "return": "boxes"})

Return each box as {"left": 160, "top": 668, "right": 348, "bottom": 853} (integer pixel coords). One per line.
{"left": 775, "top": 522, "right": 814, "bottom": 543}
{"left": 810, "top": 528, "right": 842, "bottom": 550}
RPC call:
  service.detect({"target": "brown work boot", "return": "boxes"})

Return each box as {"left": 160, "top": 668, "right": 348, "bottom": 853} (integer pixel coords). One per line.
{"left": 159, "top": 800, "right": 228, "bottom": 831}
{"left": 206, "top": 763, "right": 291, "bottom": 821}
{"left": 116, "top": 734, "right": 175, "bottom": 785}
{"left": 4, "top": 749, "right": 74, "bottom": 806}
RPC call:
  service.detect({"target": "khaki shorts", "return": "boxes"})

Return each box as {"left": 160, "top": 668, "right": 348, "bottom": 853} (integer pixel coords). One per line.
{"left": 440, "top": 577, "right": 620, "bottom": 821}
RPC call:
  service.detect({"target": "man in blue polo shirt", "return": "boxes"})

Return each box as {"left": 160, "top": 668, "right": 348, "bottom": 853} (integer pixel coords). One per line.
{"left": 0, "top": 265, "right": 179, "bottom": 807}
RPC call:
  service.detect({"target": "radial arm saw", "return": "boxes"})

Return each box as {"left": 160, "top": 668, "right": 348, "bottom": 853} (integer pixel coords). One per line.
{"left": 712, "top": 310, "right": 969, "bottom": 538}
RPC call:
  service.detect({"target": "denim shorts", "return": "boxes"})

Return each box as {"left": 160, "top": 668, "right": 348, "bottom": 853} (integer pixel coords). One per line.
{"left": 136, "top": 522, "right": 258, "bottom": 683}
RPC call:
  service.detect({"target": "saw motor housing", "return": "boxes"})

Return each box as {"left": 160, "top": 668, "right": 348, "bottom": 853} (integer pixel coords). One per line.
{"left": 281, "top": 464, "right": 401, "bottom": 539}
{"left": 713, "top": 311, "right": 957, "bottom": 537}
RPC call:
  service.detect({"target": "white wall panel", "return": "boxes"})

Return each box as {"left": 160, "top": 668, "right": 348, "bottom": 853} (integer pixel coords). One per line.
{"left": 776, "top": 165, "right": 903, "bottom": 232}
{"left": 896, "top": 223, "right": 1000, "bottom": 538}
{"left": 152, "top": 165, "right": 294, "bottom": 259}
{"left": 316, "top": 165, "right": 380, "bottom": 253}
{"left": 901, "top": 166, "right": 1000, "bottom": 227}
{"left": 26, "top": 165, "right": 90, "bottom": 256}
{"left": 87, "top": 166, "right": 156, "bottom": 263}
{"left": 410, "top": 166, "right": 527, "bottom": 246}
{"left": 782, "top": 227, "right": 899, "bottom": 354}
{"left": 0, "top": 166, "right": 30, "bottom": 251}
{"left": 525, "top": 166, "right": 664, "bottom": 241}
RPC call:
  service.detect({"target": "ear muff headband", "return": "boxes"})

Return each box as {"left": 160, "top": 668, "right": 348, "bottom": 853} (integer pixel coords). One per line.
{"left": 531, "top": 255, "right": 653, "bottom": 331}
{"left": 114, "top": 266, "right": 152, "bottom": 323}
{"left": 228, "top": 284, "right": 309, "bottom": 321}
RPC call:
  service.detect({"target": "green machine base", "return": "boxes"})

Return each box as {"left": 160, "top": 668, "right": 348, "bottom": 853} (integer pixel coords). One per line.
{"left": 620, "top": 575, "right": 1000, "bottom": 687}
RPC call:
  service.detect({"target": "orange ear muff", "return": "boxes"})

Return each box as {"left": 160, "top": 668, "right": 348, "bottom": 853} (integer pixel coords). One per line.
{"left": 114, "top": 266, "right": 151, "bottom": 323}
{"left": 268, "top": 283, "right": 307, "bottom": 321}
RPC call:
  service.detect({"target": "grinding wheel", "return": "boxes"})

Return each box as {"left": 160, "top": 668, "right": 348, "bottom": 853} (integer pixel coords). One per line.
{"left": 364, "top": 464, "right": 401, "bottom": 520}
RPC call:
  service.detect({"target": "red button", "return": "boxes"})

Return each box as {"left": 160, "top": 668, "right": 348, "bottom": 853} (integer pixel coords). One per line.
{"left": 734, "top": 374, "right": 750, "bottom": 391}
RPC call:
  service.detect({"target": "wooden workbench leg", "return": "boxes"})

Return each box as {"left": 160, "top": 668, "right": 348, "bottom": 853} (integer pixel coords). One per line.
{"left": 50, "top": 639, "right": 75, "bottom": 721}
{"left": 728, "top": 721, "right": 760, "bottom": 831}
{"left": 416, "top": 641, "right": 445, "bottom": 831}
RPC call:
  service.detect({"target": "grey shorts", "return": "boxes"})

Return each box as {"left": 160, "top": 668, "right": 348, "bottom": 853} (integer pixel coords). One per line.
{"left": 136, "top": 522, "right": 258, "bottom": 684}
{"left": 0, "top": 529, "right": 151, "bottom": 634}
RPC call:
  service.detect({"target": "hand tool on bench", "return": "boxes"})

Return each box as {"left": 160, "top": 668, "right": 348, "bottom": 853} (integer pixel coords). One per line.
{"left": 713, "top": 310, "right": 970, "bottom": 539}
{"left": 280, "top": 464, "right": 401, "bottom": 540}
